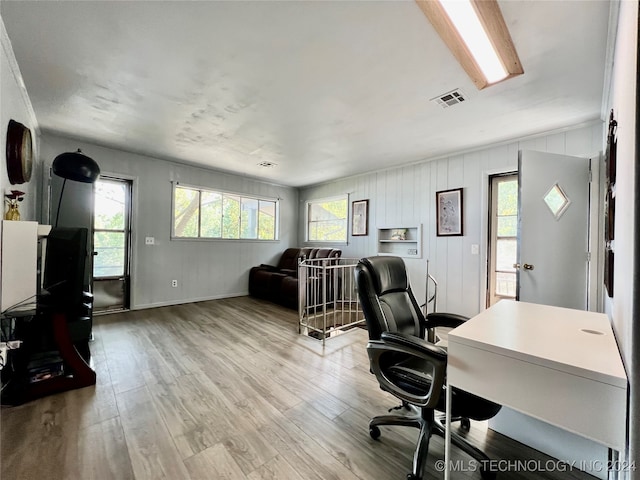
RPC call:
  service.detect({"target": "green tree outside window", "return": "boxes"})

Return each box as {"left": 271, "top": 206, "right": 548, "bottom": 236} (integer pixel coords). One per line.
{"left": 173, "top": 186, "right": 277, "bottom": 241}
{"left": 307, "top": 197, "right": 348, "bottom": 242}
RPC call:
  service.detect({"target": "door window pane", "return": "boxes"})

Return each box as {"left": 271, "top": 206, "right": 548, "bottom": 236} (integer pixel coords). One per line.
{"left": 544, "top": 183, "right": 571, "bottom": 219}
{"left": 497, "top": 216, "right": 517, "bottom": 237}
{"left": 94, "top": 231, "right": 125, "bottom": 277}
{"left": 496, "top": 238, "right": 517, "bottom": 271}
{"left": 95, "top": 182, "right": 126, "bottom": 230}
{"left": 496, "top": 272, "right": 516, "bottom": 297}
{"left": 497, "top": 180, "right": 518, "bottom": 216}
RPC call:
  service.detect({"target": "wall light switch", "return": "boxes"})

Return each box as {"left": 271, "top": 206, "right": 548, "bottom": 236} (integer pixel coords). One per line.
{"left": 145, "top": 237, "right": 155, "bottom": 245}
{"left": 471, "top": 244, "right": 479, "bottom": 255}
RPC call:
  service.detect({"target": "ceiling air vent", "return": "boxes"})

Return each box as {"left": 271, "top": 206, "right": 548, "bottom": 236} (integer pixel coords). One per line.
{"left": 431, "top": 89, "right": 467, "bottom": 109}
{"left": 257, "top": 161, "right": 277, "bottom": 168}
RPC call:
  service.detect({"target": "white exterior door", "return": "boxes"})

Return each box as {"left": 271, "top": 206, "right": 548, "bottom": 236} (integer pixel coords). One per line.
{"left": 517, "top": 150, "right": 591, "bottom": 310}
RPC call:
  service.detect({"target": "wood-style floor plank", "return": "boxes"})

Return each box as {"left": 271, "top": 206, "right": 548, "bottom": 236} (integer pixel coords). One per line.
{"left": 72, "top": 416, "right": 135, "bottom": 480}
{"left": 246, "top": 454, "right": 305, "bottom": 480}
{"left": 1, "top": 296, "right": 597, "bottom": 480}
{"left": 183, "top": 442, "right": 246, "bottom": 480}
{"left": 115, "top": 385, "right": 191, "bottom": 480}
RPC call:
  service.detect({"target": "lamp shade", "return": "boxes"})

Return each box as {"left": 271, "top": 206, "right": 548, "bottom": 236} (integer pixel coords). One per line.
{"left": 52, "top": 149, "right": 100, "bottom": 183}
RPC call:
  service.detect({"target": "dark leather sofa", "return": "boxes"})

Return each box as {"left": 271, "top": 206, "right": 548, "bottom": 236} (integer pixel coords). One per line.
{"left": 249, "top": 247, "right": 342, "bottom": 309}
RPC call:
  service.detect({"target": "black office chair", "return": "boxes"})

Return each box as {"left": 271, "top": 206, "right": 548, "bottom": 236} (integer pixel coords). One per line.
{"left": 355, "top": 256, "right": 501, "bottom": 480}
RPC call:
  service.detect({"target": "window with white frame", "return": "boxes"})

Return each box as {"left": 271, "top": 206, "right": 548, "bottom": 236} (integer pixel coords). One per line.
{"left": 306, "top": 195, "right": 348, "bottom": 242}
{"left": 173, "top": 184, "right": 278, "bottom": 240}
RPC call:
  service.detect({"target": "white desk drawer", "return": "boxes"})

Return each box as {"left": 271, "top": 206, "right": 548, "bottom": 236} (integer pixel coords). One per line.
{"left": 448, "top": 341, "right": 627, "bottom": 451}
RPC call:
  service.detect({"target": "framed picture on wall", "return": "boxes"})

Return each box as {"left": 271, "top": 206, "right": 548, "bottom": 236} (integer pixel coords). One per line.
{"left": 605, "top": 249, "right": 614, "bottom": 298}
{"left": 351, "top": 199, "right": 369, "bottom": 236}
{"left": 436, "top": 188, "right": 463, "bottom": 236}
{"left": 604, "top": 110, "right": 617, "bottom": 297}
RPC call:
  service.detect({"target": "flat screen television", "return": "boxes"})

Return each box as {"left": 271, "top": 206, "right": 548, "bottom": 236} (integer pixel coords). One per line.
{"left": 41, "top": 227, "right": 88, "bottom": 312}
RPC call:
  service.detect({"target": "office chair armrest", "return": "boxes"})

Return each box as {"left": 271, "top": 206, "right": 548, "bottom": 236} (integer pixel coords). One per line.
{"left": 380, "top": 332, "right": 447, "bottom": 361}
{"left": 425, "top": 312, "right": 469, "bottom": 329}
{"left": 369, "top": 332, "right": 447, "bottom": 409}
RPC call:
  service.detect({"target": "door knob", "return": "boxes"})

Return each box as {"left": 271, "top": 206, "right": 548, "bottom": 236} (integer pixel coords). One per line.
{"left": 513, "top": 263, "right": 520, "bottom": 270}
{"left": 523, "top": 263, "right": 535, "bottom": 270}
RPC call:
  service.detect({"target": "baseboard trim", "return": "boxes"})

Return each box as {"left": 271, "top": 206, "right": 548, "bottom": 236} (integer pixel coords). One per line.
{"left": 131, "top": 292, "right": 248, "bottom": 311}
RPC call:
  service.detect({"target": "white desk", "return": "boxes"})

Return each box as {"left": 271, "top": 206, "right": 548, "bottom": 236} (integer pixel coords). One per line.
{"left": 444, "top": 300, "right": 627, "bottom": 479}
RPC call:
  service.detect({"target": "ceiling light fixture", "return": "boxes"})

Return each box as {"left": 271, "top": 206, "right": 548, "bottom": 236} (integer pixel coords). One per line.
{"left": 416, "top": 0, "right": 523, "bottom": 89}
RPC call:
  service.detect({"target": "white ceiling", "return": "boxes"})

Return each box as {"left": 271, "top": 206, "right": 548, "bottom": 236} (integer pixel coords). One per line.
{"left": 1, "top": 1, "right": 611, "bottom": 187}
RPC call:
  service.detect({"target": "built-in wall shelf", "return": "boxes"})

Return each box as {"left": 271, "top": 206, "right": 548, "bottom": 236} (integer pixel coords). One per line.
{"left": 377, "top": 225, "right": 422, "bottom": 258}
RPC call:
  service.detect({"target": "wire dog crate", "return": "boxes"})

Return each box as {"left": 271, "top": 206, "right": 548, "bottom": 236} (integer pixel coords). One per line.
{"left": 298, "top": 257, "right": 364, "bottom": 346}
{"left": 298, "top": 257, "right": 438, "bottom": 346}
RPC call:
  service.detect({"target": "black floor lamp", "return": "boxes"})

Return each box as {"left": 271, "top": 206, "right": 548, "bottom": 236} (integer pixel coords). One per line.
{"left": 51, "top": 149, "right": 100, "bottom": 227}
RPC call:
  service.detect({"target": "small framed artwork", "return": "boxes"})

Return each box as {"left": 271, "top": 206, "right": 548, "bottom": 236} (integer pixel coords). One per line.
{"left": 436, "top": 188, "right": 463, "bottom": 236}
{"left": 607, "top": 109, "right": 617, "bottom": 185}
{"left": 605, "top": 248, "right": 614, "bottom": 298}
{"left": 604, "top": 110, "right": 617, "bottom": 297}
{"left": 351, "top": 199, "right": 369, "bottom": 236}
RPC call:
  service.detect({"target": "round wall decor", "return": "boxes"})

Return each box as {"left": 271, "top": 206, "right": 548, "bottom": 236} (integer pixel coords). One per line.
{"left": 6, "top": 119, "right": 33, "bottom": 185}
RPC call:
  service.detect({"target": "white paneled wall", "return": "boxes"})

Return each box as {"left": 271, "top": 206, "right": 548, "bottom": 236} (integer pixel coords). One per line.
{"left": 299, "top": 122, "right": 603, "bottom": 317}
{"left": 1, "top": 20, "right": 39, "bottom": 222}
{"left": 39, "top": 133, "right": 298, "bottom": 310}
{"left": 605, "top": 3, "right": 639, "bottom": 475}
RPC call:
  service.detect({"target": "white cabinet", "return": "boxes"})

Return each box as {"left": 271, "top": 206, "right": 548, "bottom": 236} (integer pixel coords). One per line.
{"left": 377, "top": 225, "right": 422, "bottom": 258}
{"left": 1, "top": 221, "right": 38, "bottom": 312}
{"left": 0, "top": 221, "right": 51, "bottom": 312}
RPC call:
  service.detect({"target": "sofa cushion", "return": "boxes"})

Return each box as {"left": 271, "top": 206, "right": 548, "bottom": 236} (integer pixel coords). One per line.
{"left": 248, "top": 268, "right": 275, "bottom": 298}
{"left": 300, "top": 247, "right": 317, "bottom": 260}
{"left": 277, "top": 248, "right": 302, "bottom": 271}
{"left": 280, "top": 276, "right": 299, "bottom": 310}
{"left": 312, "top": 248, "right": 340, "bottom": 259}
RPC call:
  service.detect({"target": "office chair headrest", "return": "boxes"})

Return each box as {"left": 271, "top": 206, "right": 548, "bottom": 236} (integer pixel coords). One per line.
{"left": 359, "top": 256, "right": 409, "bottom": 295}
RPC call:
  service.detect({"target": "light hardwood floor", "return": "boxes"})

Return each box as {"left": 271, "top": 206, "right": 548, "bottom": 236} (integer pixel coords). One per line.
{"left": 1, "top": 296, "right": 595, "bottom": 480}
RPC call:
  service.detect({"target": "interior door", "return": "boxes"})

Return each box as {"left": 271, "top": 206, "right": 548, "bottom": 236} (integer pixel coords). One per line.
{"left": 518, "top": 150, "right": 591, "bottom": 310}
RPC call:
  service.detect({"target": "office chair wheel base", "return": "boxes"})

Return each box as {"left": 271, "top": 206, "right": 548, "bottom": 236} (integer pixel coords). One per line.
{"left": 369, "top": 426, "right": 381, "bottom": 440}
{"left": 460, "top": 418, "right": 471, "bottom": 431}
{"left": 480, "top": 467, "right": 497, "bottom": 480}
